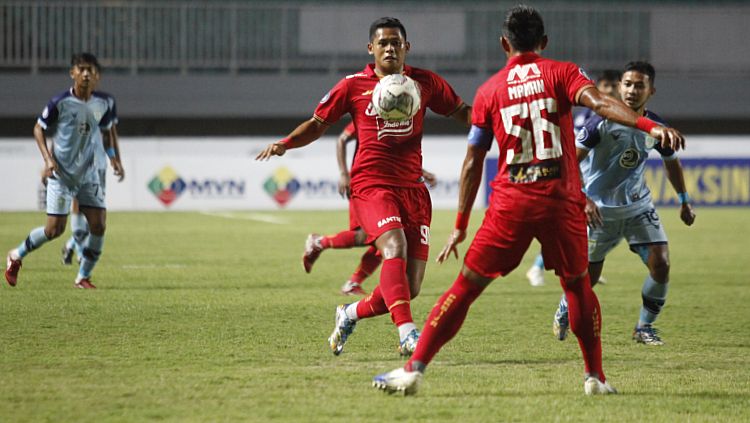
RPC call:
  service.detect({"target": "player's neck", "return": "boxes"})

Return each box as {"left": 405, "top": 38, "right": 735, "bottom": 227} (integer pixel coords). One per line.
{"left": 72, "top": 86, "right": 93, "bottom": 101}
{"left": 374, "top": 65, "right": 404, "bottom": 78}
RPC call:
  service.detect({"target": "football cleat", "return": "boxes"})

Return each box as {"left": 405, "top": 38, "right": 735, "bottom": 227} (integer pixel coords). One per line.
{"left": 372, "top": 367, "right": 423, "bottom": 396}
{"left": 74, "top": 278, "right": 97, "bottom": 289}
{"left": 5, "top": 252, "right": 22, "bottom": 287}
{"left": 584, "top": 377, "right": 618, "bottom": 395}
{"left": 398, "top": 329, "right": 420, "bottom": 357}
{"left": 328, "top": 304, "right": 356, "bottom": 355}
{"left": 633, "top": 325, "right": 664, "bottom": 346}
{"left": 553, "top": 295, "right": 569, "bottom": 341}
{"left": 302, "top": 234, "right": 324, "bottom": 273}
{"left": 526, "top": 265, "right": 545, "bottom": 287}
{"left": 340, "top": 280, "right": 367, "bottom": 296}
{"left": 61, "top": 244, "right": 74, "bottom": 265}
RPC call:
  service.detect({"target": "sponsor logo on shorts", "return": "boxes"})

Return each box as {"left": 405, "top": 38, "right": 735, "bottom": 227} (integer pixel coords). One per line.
{"left": 377, "top": 215, "right": 401, "bottom": 228}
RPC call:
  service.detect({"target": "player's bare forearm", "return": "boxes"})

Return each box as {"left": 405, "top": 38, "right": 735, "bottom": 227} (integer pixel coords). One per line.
{"left": 457, "top": 144, "right": 487, "bottom": 215}
{"left": 663, "top": 158, "right": 687, "bottom": 194}
{"left": 436, "top": 144, "right": 486, "bottom": 264}
{"left": 336, "top": 132, "right": 353, "bottom": 178}
{"left": 578, "top": 88, "right": 685, "bottom": 151}
{"left": 663, "top": 158, "right": 695, "bottom": 225}
{"left": 255, "top": 118, "right": 329, "bottom": 161}
{"left": 33, "top": 123, "right": 56, "bottom": 175}
{"left": 450, "top": 103, "right": 472, "bottom": 127}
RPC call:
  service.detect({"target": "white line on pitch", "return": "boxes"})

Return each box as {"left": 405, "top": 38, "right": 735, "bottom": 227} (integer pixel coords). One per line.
{"left": 198, "top": 211, "right": 289, "bottom": 224}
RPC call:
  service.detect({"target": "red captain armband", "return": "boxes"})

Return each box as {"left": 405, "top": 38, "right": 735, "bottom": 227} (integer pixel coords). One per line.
{"left": 636, "top": 117, "right": 658, "bottom": 134}
{"left": 455, "top": 212, "right": 470, "bottom": 230}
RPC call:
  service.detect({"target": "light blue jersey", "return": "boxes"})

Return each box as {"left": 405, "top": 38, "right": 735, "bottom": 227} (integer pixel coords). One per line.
{"left": 576, "top": 110, "right": 677, "bottom": 219}
{"left": 37, "top": 89, "right": 116, "bottom": 188}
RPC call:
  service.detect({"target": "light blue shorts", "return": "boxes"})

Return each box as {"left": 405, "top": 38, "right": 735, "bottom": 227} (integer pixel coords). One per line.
{"left": 46, "top": 177, "right": 106, "bottom": 215}
{"left": 588, "top": 206, "right": 668, "bottom": 263}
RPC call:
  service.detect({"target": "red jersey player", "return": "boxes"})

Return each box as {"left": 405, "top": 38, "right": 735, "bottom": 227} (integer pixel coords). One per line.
{"left": 373, "top": 5, "right": 685, "bottom": 396}
{"left": 302, "top": 121, "right": 438, "bottom": 297}
{"left": 256, "top": 17, "right": 470, "bottom": 356}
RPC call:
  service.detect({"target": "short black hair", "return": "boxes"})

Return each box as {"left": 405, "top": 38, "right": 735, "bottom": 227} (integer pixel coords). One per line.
{"left": 624, "top": 61, "right": 655, "bottom": 83}
{"left": 597, "top": 69, "right": 622, "bottom": 83}
{"left": 71, "top": 52, "right": 101, "bottom": 72}
{"left": 503, "top": 5, "right": 545, "bottom": 52}
{"left": 369, "top": 17, "right": 407, "bottom": 41}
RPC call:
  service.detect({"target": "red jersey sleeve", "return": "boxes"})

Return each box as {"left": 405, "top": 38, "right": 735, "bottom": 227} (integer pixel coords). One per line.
{"left": 470, "top": 88, "right": 492, "bottom": 129}
{"left": 313, "top": 78, "right": 350, "bottom": 125}
{"left": 425, "top": 72, "right": 463, "bottom": 116}
{"left": 562, "top": 63, "right": 595, "bottom": 106}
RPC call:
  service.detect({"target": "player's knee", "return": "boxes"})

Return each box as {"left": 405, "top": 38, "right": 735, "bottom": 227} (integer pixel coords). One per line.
{"left": 650, "top": 254, "right": 670, "bottom": 281}
{"left": 89, "top": 222, "right": 106, "bottom": 236}
{"left": 354, "top": 229, "right": 368, "bottom": 246}
{"left": 377, "top": 231, "right": 407, "bottom": 259}
{"left": 46, "top": 224, "right": 65, "bottom": 239}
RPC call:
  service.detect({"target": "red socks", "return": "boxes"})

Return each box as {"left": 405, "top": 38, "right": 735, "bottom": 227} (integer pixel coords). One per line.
{"left": 377, "top": 258, "right": 413, "bottom": 326}
{"left": 406, "top": 273, "right": 485, "bottom": 370}
{"left": 350, "top": 246, "right": 382, "bottom": 283}
{"left": 561, "top": 273, "right": 605, "bottom": 382}
{"left": 355, "top": 285, "right": 389, "bottom": 318}
{"left": 319, "top": 230, "right": 358, "bottom": 249}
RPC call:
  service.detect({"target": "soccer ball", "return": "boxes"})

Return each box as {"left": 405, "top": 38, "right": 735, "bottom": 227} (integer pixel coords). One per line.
{"left": 371, "top": 74, "right": 421, "bottom": 121}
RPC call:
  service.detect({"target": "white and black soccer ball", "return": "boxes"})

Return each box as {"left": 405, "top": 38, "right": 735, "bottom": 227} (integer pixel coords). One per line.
{"left": 371, "top": 74, "right": 421, "bottom": 121}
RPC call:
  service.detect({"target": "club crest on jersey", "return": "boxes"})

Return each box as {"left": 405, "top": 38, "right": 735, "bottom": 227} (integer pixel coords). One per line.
{"left": 507, "top": 63, "right": 541, "bottom": 84}
{"left": 619, "top": 148, "right": 640, "bottom": 169}
{"left": 645, "top": 135, "right": 658, "bottom": 149}
{"left": 94, "top": 110, "right": 103, "bottom": 122}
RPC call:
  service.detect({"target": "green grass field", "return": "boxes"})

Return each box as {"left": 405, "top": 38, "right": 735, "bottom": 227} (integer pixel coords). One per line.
{"left": 1, "top": 209, "right": 748, "bottom": 422}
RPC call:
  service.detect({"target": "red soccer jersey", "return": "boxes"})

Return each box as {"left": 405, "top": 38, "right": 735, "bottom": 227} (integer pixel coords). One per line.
{"left": 472, "top": 52, "right": 594, "bottom": 220}
{"left": 314, "top": 63, "right": 463, "bottom": 191}
{"left": 342, "top": 121, "right": 356, "bottom": 137}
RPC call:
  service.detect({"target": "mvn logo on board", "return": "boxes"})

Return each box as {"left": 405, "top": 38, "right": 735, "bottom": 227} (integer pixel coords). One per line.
{"left": 263, "top": 167, "right": 301, "bottom": 207}
{"left": 148, "top": 166, "right": 186, "bottom": 206}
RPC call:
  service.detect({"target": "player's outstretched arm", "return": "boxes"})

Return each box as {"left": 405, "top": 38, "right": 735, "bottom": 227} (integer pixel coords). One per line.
{"left": 33, "top": 122, "right": 56, "bottom": 177}
{"left": 578, "top": 88, "right": 685, "bottom": 152}
{"left": 663, "top": 158, "right": 696, "bottom": 226}
{"left": 255, "top": 118, "right": 329, "bottom": 161}
{"left": 336, "top": 126, "right": 356, "bottom": 198}
{"left": 436, "top": 143, "right": 487, "bottom": 264}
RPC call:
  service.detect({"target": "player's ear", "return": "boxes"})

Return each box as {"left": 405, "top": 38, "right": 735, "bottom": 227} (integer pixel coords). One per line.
{"left": 368, "top": 42, "right": 374, "bottom": 55}
{"left": 404, "top": 41, "right": 411, "bottom": 53}
{"left": 500, "top": 36, "right": 511, "bottom": 54}
{"left": 539, "top": 35, "right": 548, "bottom": 51}
{"left": 69, "top": 67, "right": 75, "bottom": 79}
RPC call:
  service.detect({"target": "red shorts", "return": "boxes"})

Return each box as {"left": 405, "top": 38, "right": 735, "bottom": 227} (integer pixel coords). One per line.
{"left": 464, "top": 205, "right": 588, "bottom": 279}
{"left": 351, "top": 185, "right": 432, "bottom": 261}
{"left": 348, "top": 201, "right": 360, "bottom": 230}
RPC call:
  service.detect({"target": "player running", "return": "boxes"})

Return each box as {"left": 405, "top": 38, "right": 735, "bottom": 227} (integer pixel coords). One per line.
{"left": 526, "top": 69, "right": 621, "bottom": 287}
{"left": 372, "top": 6, "right": 684, "bottom": 396}
{"left": 5, "top": 52, "right": 116, "bottom": 289}
{"left": 257, "top": 17, "right": 470, "bottom": 356}
{"left": 303, "top": 121, "right": 438, "bottom": 296}
{"left": 552, "top": 61, "right": 695, "bottom": 345}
